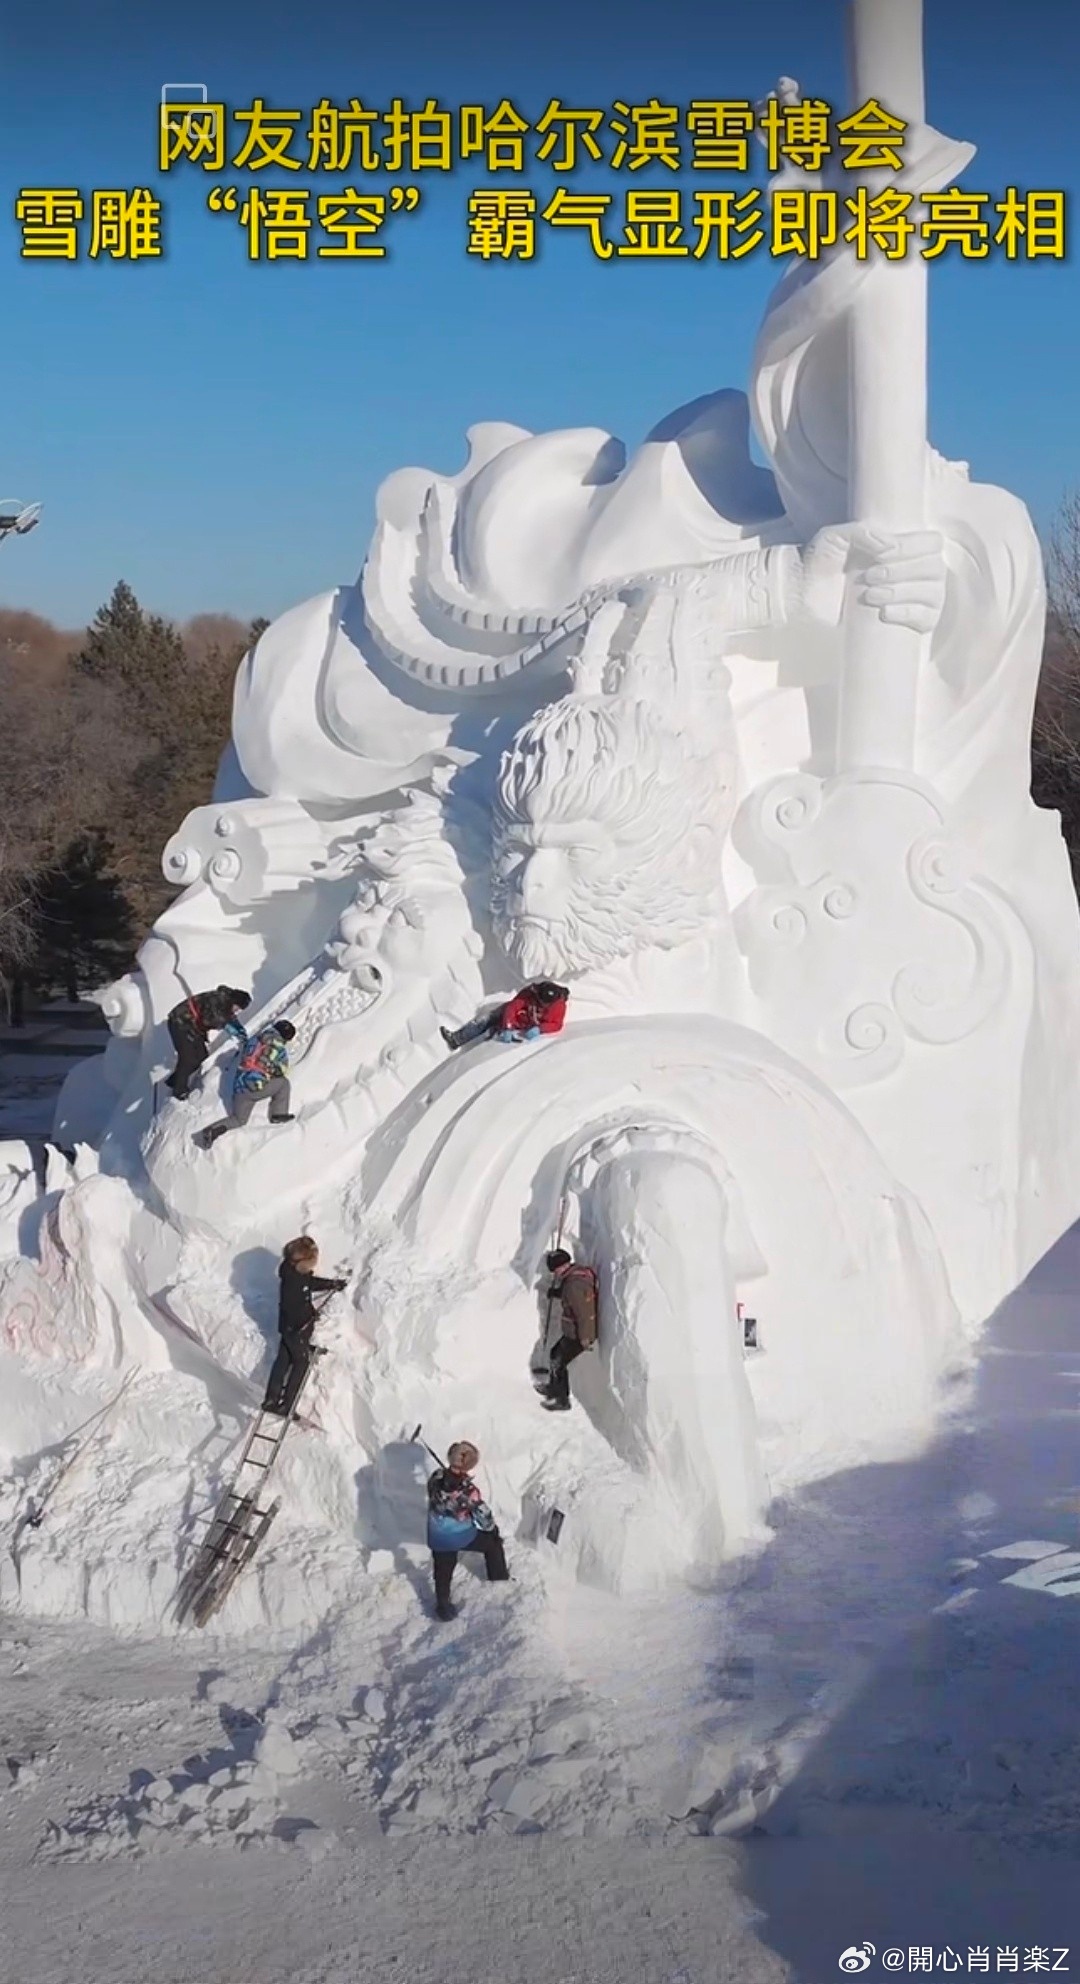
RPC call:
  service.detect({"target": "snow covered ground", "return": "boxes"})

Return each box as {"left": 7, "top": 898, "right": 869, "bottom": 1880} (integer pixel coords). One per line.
{"left": 0, "top": 1052, "right": 83, "bottom": 1139}
{"left": 2, "top": 1222, "right": 1078, "bottom": 1983}
{"left": 0, "top": 1009, "right": 106, "bottom": 1140}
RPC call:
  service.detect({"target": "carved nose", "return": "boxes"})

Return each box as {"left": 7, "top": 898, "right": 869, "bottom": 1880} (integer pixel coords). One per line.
{"left": 519, "top": 848, "right": 562, "bottom": 913}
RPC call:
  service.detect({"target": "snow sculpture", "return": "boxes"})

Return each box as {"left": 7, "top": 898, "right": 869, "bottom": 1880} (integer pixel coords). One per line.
{"left": 491, "top": 677, "right": 736, "bottom": 999}
{"left": 3, "top": 0, "right": 1080, "bottom": 1625}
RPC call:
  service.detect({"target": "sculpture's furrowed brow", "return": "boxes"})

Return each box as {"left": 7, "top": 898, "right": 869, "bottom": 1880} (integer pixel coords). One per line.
{"left": 508, "top": 823, "right": 609, "bottom": 849}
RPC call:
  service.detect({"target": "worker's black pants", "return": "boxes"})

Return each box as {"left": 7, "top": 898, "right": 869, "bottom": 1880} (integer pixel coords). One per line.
{"left": 166, "top": 1015, "right": 207, "bottom": 1099}
{"left": 445, "top": 1012, "right": 500, "bottom": 1050}
{"left": 547, "top": 1336, "right": 585, "bottom": 1407}
{"left": 432, "top": 1528, "right": 509, "bottom": 1610}
{"left": 263, "top": 1325, "right": 312, "bottom": 1416}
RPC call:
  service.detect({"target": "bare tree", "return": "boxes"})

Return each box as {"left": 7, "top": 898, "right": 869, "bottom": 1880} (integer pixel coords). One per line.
{"left": 1048, "top": 489, "right": 1080, "bottom": 671}
{"left": 1032, "top": 490, "right": 1080, "bottom": 884}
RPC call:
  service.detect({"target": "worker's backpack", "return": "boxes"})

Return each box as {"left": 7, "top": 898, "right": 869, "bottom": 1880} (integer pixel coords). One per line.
{"left": 235, "top": 1029, "right": 282, "bottom": 1088}
{"left": 566, "top": 1263, "right": 600, "bottom": 1344}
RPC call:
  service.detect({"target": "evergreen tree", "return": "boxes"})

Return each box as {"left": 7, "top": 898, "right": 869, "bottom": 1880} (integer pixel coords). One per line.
{"left": 75, "top": 579, "right": 187, "bottom": 735}
{"left": 75, "top": 579, "right": 146, "bottom": 682}
{"left": 32, "top": 832, "right": 135, "bottom": 1002}
{"left": 1, "top": 592, "right": 263, "bottom": 1016}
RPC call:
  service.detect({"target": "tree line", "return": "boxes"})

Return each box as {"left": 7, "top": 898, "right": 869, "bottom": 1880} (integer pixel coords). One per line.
{"left": 0, "top": 583, "right": 266, "bottom": 1022}
{"left": 1032, "top": 491, "right": 1080, "bottom": 884}
{"left": 1, "top": 499, "right": 1079, "bottom": 1022}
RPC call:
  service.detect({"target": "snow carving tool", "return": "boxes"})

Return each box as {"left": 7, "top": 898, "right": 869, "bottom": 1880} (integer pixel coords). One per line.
{"left": 174, "top": 1292, "right": 338, "bottom": 1628}
{"left": 533, "top": 1188, "right": 571, "bottom": 1392}
{"left": 410, "top": 1425, "right": 445, "bottom": 1468}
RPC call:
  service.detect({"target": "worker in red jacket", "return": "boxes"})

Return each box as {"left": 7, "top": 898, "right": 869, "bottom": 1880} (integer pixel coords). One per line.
{"left": 440, "top": 980, "right": 569, "bottom": 1052}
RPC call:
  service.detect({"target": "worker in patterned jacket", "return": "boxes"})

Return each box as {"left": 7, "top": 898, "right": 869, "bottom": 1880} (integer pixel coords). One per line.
{"left": 426, "top": 1440, "right": 510, "bottom": 1622}
{"left": 196, "top": 1019, "right": 297, "bottom": 1148}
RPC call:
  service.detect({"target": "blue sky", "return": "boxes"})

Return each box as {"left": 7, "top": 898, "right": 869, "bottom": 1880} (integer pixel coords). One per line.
{"left": 1, "top": 0, "right": 1076, "bottom": 629}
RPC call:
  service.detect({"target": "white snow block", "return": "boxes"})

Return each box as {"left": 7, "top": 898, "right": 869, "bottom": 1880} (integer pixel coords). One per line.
{"left": 527, "top": 1710, "right": 597, "bottom": 1759}
{"left": 984, "top": 1539, "right": 1068, "bottom": 1561}
{"left": 488, "top": 1769, "right": 549, "bottom": 1821}
{"left": 255, "top": 1724, "right": 303, "bottom": 1778}
{"left": 208, "top": 1785, "right": 253, "bottom": 1815}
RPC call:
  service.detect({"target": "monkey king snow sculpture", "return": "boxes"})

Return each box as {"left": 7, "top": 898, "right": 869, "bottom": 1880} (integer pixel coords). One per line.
{"left": 3, "top": 9, "right": 1080, "bottom": 1614}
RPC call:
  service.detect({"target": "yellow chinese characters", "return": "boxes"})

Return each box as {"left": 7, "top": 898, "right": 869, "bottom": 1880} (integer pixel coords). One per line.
{"left": 90, "top": 191, "right": 162, "bottom": 260}
{"left": 759, "top": 98, "right": 832, "bottom": 175}
{"left": 460, "top": 102, "right": 530, "bottom": 173}
{"left": 468, "top": 191, "right": 537, "bottom": 260}
{"left": 534, "top": 103, "right": 606, "bottom": 171}
{"left": 609, "top": 100, "right": 681, "bottom": 172}
{"left": 685, "top": 103, "right": 756, "bottom": 173}
{"left": 14, "top": 189, "right": 84, "bottom": 259}
{"left": 306, "top": 100, "right": 381, "bottom": 173}
{"left": 836, "top": 99, "right": 907, "bottom": 170}
{"left": 14, "top": 188, "right": 162, "bottom": 259}
{"left": 204, "top": 185, "right": 421, "bottom": 259}
{"left": 159, "top": 103, "right": 226, "bottom": 172}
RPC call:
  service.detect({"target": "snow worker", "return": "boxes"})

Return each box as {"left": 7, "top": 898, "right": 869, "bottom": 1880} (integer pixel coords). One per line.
{"left": 195, "top": 1018, "right": 297, "bottom": 1148}
{"left": 440, "top": 980, "right": 569, "bottom": 1052}
{"left": 426, "top": 1440, "right": 509, "bottom": 1621}
{"left": 262, "top": 1236, "right": 347, "bottom": 1418}
{"left": 164, "top": 986, "right": 251, "bottom": 1100}
{"left": 541, "top": 1250, "right": 599, "bottom": 1412}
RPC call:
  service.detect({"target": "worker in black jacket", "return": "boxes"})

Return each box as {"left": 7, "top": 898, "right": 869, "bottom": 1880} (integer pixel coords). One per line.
{"left": 262, "top": 1236, "right": 347, "bottom": 1418}
{"left": 165, "top": 986, "right": 251, "bottom": 1100}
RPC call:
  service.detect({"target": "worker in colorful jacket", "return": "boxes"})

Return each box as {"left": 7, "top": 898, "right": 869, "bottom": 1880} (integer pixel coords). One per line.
{"left": 541, "top": 1250, "right": 599, "bottom": 1412}
{"left": 164, "top": 986, "right": 251, "bottom": 1101}
{"left": 426, "top": 1440, "right": 509, "bottom": 1621}
{"left": 440, "top": 980, "right": 569, "bottom": 1053}
{"left": 196, "top": 1019, "right": 297, "bottom": 1148}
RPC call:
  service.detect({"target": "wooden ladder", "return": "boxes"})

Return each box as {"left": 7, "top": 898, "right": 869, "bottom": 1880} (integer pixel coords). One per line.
{"left": 174, "top": 1354, "right": 323, "bottom": 1628}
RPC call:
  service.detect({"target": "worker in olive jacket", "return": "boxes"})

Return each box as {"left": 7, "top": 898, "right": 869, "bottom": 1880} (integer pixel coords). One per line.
{"left": 164, "top": 986, "right": 251, "bottom": 1100}
{"left": 541, "top": 1250, "right": 599, "bottom": 1412}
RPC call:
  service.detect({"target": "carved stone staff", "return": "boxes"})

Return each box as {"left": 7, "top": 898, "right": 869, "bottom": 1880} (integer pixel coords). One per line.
{"left": 838, "top": 0, "right": 930, "bottom": 773}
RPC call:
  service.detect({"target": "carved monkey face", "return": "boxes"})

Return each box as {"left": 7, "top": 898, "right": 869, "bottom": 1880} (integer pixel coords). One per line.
{"left": 496, "top": 825, "right": 623, "bottom": 974}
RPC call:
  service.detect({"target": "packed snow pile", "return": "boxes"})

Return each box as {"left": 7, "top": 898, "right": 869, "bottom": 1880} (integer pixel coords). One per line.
{"left": 3, "top": 18, "right": 1080, "bottom": 1686}
{"left": 37, "top": 1683, "right": 638, "bottom": 1861}
{"left": 39, "top": 1703, "right": 318, "bottom": 1860}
